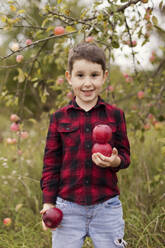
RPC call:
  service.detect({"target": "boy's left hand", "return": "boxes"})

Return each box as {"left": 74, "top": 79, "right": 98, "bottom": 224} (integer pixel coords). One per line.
{"left": 92, "top": 147, "right": 121, "bottom": 168}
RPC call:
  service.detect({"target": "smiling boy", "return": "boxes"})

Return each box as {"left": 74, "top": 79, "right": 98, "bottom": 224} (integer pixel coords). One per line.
{"left": 40, "top": 42, "right": 130, "bottom": 248}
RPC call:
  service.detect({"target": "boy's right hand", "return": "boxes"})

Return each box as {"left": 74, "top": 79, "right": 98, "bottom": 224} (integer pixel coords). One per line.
{"left": 40, "top": 203, "right": 55, "bottom": 231}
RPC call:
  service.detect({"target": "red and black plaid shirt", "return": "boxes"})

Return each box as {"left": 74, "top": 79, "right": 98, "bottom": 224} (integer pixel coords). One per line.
{"left": 40, "top": 97, "right": 130, "bottom": 205}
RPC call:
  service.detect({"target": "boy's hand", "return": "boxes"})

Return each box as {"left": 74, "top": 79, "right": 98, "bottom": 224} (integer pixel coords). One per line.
{"left": 40, "top": 203, "right": 56, "bottom": 231}
{"left": 92, "top": 147, "right": 121, "bottom": 168}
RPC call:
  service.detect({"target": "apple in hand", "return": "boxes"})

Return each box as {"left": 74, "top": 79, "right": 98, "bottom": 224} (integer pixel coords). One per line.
{"left": 42, "top": 207, "right": 63, "bottom": 228}
{"left": 92, "top": 143, "right": 112, "bottom": 157}
{"left": 92, "top": 124, "right": 112, "bottom": 144}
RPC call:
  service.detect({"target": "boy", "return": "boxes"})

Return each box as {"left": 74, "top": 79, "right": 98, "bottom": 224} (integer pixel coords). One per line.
{"left": 40, "top": 42, "right": 130, "bottom": 248}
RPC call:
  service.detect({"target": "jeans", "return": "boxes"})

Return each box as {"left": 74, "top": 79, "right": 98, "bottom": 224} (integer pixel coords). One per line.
{"left": 52, "top": 195, "right": 127, "bottom": 248}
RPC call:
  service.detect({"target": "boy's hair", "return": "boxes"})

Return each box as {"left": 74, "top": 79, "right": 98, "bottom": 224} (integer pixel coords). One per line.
{"left": 68, "top": 42, "right": 106, "bottom": 74}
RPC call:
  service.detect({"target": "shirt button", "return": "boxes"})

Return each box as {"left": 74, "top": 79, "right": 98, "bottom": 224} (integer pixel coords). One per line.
{"left": 85, "top": 180, "right": 89, "bottom": 185}
{"left": 86, "top": 127, "right": 90, "bottom": 132}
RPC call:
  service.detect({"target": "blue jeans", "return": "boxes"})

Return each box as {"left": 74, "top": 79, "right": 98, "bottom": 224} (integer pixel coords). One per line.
{"left": 52, "top": 196, "right": 127, "bottom": 248}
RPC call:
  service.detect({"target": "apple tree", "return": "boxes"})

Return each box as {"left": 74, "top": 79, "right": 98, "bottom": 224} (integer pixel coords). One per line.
{"left": 0, "top": 0, "right": 165, "bottom": 132}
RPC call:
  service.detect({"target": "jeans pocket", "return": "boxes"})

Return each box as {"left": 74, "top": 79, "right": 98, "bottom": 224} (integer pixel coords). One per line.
{"left": 104, "top": 196, "right": 122, "bottom": 209}
{"left": 56, "top": 197, "right": 73, "bottom": 213}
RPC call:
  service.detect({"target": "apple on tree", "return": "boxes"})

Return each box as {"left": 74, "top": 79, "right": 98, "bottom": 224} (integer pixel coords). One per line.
{"left": 16, "top": 54, "right": 23, "bottom": 63}
{"left": 42, "top": 207, "right": 63, "bottom": 228}
{"left": 54, "top": 26, "right": 65, "bottom": 36}
{"left": 10, "top": 122, "right": 20, "bottom": 132}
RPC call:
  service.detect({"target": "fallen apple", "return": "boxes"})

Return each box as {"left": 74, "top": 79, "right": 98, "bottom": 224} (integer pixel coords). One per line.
{"left": 92, "top": 143, "right": 112, "bottom": 157}
{"left": 3, "top": 217, "right": 12, "bottom": 226}
{"left": 92, "top": 124, "right": 112, "bottom": 144}
{"left": 42, "top": 207, "right": 63, "bottom": 228}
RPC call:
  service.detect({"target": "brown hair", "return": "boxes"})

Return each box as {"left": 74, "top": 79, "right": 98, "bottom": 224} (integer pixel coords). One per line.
{"left": 68, "top": 42, "right": 106, "bottom": 74}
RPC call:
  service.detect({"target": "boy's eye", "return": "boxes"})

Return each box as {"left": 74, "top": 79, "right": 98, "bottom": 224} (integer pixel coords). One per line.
{"left": 91, "top": 73, "right": 98, "bottom": 77}
{"left": 77, "top": 73, "right": 83, "bottom": 77}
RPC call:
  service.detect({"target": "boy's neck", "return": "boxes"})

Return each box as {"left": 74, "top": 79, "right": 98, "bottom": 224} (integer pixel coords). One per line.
{"left": 75, "top": 96, "right": 98, "bottom": 112}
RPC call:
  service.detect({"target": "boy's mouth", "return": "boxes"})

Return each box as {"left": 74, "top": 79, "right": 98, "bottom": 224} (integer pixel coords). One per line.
{"left": 81, "top": 89, "right": 94, "bottom": 96}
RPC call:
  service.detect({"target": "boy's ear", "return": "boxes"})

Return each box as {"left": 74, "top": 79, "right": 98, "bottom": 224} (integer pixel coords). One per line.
{"left": 65, "top": 71, "right": 72, "bottom": 85}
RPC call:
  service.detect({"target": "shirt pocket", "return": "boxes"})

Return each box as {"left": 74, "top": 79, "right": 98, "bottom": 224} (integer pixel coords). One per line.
{"left": 57, "top": 123, "right": 80, "bottom": 150}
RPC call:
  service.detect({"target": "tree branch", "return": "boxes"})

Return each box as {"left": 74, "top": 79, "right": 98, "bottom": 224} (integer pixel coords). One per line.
{"left": 0, "top": 25, "right": 47, "bottom": 30}
{"left": 0, "top": 31, "right": 77, "bottom": 62}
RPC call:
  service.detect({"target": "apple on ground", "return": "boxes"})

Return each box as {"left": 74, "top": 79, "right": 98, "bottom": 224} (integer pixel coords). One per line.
{"left": 92, "top": 143, "right": 112, "bottom": 157}
{"left": 92, "top": 124, "right": 112, "bottom": 144}
{"left": 43, "top": 207, "right": 63, "bottom": 228}
{"left": 3, "top": 218, "right": 12, "bottom": 226}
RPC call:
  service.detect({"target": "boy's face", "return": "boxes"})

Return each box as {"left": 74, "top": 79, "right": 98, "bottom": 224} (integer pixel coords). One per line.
{"left": 66, "top": 59, "right": 108, "bottom": 110}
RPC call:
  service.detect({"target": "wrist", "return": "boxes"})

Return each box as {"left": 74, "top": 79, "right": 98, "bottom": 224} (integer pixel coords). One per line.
{"left": 111, "top": 156, "right": 121, "bottom": 167}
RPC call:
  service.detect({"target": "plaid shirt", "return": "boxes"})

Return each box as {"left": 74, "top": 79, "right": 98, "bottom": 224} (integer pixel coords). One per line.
{"left": 40, "top": 97, "right": 130, "bottom": 205}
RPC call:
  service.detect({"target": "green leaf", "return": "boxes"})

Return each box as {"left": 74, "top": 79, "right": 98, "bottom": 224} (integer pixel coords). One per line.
{"left": 65, "top": 26, "right": 76, "bottom": 32}
{"left": 10, "top": 5, "right": 16, "bottom": 11}
{"left": 159, "top": 1, "right": 163, "bottom": 10}
{"left": 17, "top": 9, "right": 25, "bottom": 14}
{"left": 152, "top": 16, "right": 158, "bottom": 26}
{"left": 41, "top": 18, "right": 49, "bottom": 28}
{"left": 17, "top": 68, "right": 25, "bottom": 83}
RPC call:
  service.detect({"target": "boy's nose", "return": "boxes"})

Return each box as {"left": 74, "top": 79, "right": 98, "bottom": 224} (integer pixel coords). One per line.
{"left": 83, "top": 77, "right": 92, "bottom": 86}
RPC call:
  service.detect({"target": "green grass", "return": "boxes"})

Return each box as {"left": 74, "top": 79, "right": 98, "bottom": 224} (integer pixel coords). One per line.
{"left": 0, "top": 112, "right": 164, "bottom": 248}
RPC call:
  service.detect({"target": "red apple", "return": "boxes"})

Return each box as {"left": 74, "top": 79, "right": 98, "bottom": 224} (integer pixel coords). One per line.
{"left": 10, "top": 114, "right": 20, "bottom": 122}
{"left": 10, "top": 122, "right": 20, "bottom": 132}
{"left": 57, "top": 77, "right": 64, "bottom": 85}
{"left": 92, "top": 124, "right": 112, "bottom": 144}
{"left": 20, "top": 131, "right": 29, "bottom": 139}
{"left": 137, "top": 91, "right": 144, "bottom": 99}
{"left": 85, "top": 36, "right": 94, "bottom": 43}
{"left": 3, "top": 217, "right": 12, "bottom": 226}
{"left": 25, "top": 39, "right": 32, "bottom": 45}
{"left": 66, "top": 91, "right": 73, "bottom": 100}
{"left": 54, "top": 26, "right": 65, "bottom": 36}
{"left": 92, "top": 143, "right": 112, "bottom": 157}
{"left": 16, "top": 54, "right": 23, "bottom": 63}
{"left": 42, "top": 207, "right": 63, "bottom": 228}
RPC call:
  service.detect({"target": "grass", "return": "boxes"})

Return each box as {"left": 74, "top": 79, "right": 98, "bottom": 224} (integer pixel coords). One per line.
{"left": 0, "top": 111, "right": 164, "bottom": 248}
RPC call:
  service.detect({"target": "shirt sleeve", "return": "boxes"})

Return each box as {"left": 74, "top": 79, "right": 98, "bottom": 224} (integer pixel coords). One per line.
{"left": 111, "top": 110, "right": 130, "bottom": 172}
{"left": 40, "top": 113, "right": 62, "bottom": 204}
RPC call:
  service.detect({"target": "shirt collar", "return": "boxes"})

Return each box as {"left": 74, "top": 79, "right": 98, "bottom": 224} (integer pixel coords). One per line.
{"left": 67, "top": 96, "right": 106, "bottom": 111}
